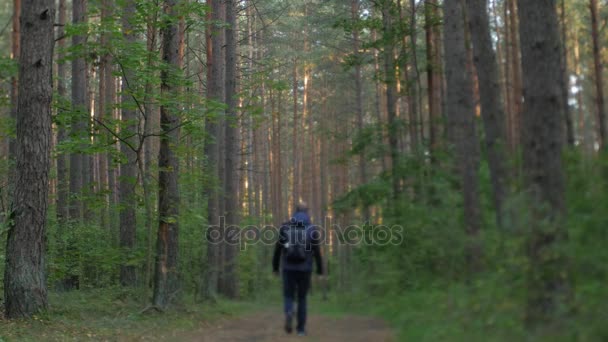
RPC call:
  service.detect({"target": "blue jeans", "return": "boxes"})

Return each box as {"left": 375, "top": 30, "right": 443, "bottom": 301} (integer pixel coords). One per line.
{"left": 282, "top": 270, "right": 311, "bottom": 332}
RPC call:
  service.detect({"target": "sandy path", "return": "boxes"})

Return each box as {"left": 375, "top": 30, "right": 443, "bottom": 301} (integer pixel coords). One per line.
{"left": 183, "top": 310, "right": 394, "bottom": 342}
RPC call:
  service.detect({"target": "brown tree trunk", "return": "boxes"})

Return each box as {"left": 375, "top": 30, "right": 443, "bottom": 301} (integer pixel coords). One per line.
{"left": 406, "top": 0, "right": 420, "bottom": 151}
{"left": 517, "top": 0, "right": 570, "bottom": 324}
{"left": 119, "top": 0, "right": 138, "bottom": 287}
{"left": 98, "top": 0, "right": 114, "bottom": 230}
{"left": 560, "top": 0, "right": 574, "bottom": 146}
{"left": 590, "top": 0, "right": 606, "bottom": 148}
{"left": 202, "top": 0, "right": 221, "bottom": 300}
{"left": 69, "top": 0, "right": 87, "bottom": 223}
{"left": 425, "top": 0, "right": 444, "bottom": 162}
{"left": 8, "top": 0, "right": 21, "bottom": 166}
{"left": 292, "top": 59, "right": 300, "bottom": 207}
{"left": 143, "top": 8, "right": 159, "bottom": 290}
{"left": 64, "top": 0, "right": 88, "bottom": 291}
{"left": 443, "top": 0, "right": 482, "bottom": 273}
{"left": 380, "top": 0, "right": 401, "bottom": 201}
{"left": 465, "top": 0, "right": 509, "bottom": 227}
{"left": 152, "top": 0, "right": 182, "bottom": 309}
{"left": 4, "top": 0, "right": 54, "bottom": 318}
{"left": 220, "top": 0, "right": 239, "bottom": 299}
{"left": 508, "top": 0, "right": 522, "bottom": 150}
{"left": 56, "top": 0, "right": 69, "bottom": 224}
{"left": 352, "top": 0, "right": 370, "bottom": 221}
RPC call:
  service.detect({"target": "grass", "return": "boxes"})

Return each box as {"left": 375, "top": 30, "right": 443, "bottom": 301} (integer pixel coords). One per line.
{"left": 0, "top": 288, "right": 262, "bottom": 341}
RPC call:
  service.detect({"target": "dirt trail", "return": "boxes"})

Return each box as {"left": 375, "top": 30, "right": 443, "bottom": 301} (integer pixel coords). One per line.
{"left": 183, "top": 310, "right": 394, "bottom": 342}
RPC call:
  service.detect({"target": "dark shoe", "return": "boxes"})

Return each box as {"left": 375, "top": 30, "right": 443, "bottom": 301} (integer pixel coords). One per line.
{"left": 297, "top": 330, "right": 306, "bottom": 337}
{"left": 285, "top": 313, "right": 293, "bottom": 334}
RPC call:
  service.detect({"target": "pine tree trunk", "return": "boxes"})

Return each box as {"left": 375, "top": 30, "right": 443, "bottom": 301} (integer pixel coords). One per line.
{"left": 590, "top": 0, "right": 606, "bottom": 148}
{"left": 64, "top": 0, "right": 88, "bottom": 291}
{"left": 443, "top": 0, "right": 482, "bottom": 273}
{"left": 221, "top": 0, "right": 239, "bottom": 299}
{"left": 465, "top": 0, "right": 509, "bottom": 227}
{"left": 4, "top": 0, "right": 54, "bottom": 318}
{"left": 292, "top": 59, "right": 300, "bottom": 207}
{"left": 517, "top": 0, "right": 571, "bottom": 324}
{"left": 508, "top": 0, "right": 522, "bottom": 150}
{"left": 352, "top": 0, "right": 369, "bottom": 221}
{"left": 119, "top": 0, "right": 138, "bottom": 287}
{"left": 152, "top": 0, "right": 182, "bottom": 309}
{"left": 202, "top": 0, "right": 221, "bottom": 300}
{"left": 143, "top": 8, "right": 159, "bottom": 290}
{"left": 560, "top": 0, "right": 574, "bottom": 146}
{"left": 98, "top": 0, "right": 114, "bottom": 231}
{"left": 380, "top": 0, "right": 401, "bottom": 201}
{"left": 8, "top": 0, "right": 20, "bottom": 171}
{"left": 56, "top": 0, "right": 69, "bottom": 224}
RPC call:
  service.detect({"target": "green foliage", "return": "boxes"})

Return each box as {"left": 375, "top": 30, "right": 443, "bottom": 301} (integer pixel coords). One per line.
{"left": 0, "top": 288, "right": 260, "bottom": 341}
{"left": 331, "top": 148, "right": 608, "bottom": 340}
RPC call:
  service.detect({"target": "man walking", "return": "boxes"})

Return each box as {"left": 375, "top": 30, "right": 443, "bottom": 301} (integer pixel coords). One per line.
{"left": 272, "top": 202, "right": 323, "bottom": 336}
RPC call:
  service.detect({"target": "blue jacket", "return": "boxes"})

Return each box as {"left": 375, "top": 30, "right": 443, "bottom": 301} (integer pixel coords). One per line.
{"left": 272, "top": 211, "right": 323, "bottom": 274}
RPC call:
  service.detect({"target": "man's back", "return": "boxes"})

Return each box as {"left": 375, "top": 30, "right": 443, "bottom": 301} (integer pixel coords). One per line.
{"left": 273, "top": 211, "right": 323, "bottom": 274}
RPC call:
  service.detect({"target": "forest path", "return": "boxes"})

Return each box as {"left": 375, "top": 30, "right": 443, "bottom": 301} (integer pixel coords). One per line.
{"left": 180, "top": 310, "right": 394, "bottom": 342}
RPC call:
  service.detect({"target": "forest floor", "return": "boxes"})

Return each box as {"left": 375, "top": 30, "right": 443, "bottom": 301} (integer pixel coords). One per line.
{"left": 0, "top": 288, "right": 394, "bottom": 341}
{"left": 180, "top": 310, "right": 394, "bottom": 342}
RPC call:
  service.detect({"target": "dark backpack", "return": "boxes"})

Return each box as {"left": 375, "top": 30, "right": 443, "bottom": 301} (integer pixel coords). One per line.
{"left": 284, "top": 224, "right": 309, "bottom": 263}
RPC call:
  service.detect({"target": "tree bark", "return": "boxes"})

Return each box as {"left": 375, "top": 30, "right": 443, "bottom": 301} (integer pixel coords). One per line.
{"left": 56, "top": 0, "right": 69, "bottom": 224}
{"left": 507, "top": 0, "right": 522, "bottom": 151}
{"left": 202, "top": 0, "right": 221, "bottom": 300}
{"left": 119, "top": 0, "right": 138, "bottom": 287}
{"left": 220, "top": 0, "right": 239, "bottom": 299}
{"left": 560, "top": 0, "right": 574, "bottom": 146}
{"left": 152, "top": 0, "right": 182, "bottom": 309}
{"left": 517, "top": 0, "right": 570, "bottom": 324}
{"left": 98, "top": 0, "right": 114, "bottom": 230}
{"left": 292, "top": 58, "right": 300, "bottom": 207}
{"left": 64, "top": 0, "right": 88, "bottom": 291}
{"left": 425, "top": 0, "right": 442, "bottom": 156}
{"left": 380, "top": 0, "right": 401, "bottom": 201}
{"left": 4, "top": 0, "right": 54, "bottom": 318}
{"left": 443, "top": 0, "right": 482, "bottom": 273}
{"left": 352, "top": 0, "right": 370, "bottom": 221}
{"left": 465, "top": 0, "right": 509, "bottom": 227}
{"left": 590, "top": 0, "right": 606, "bottom": 148}
{"left": 9, "top": 0, "right": 21, "bottom": 167}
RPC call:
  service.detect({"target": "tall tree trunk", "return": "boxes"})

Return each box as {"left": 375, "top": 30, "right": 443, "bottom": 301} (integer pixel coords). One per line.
{"left": 425, "top": 0, "right": 442, "bottom": 156}
{"left": 119, "top": 0, "right": 138, "bottom": 287}
{"left": 573, "top": 29, "right": 589, "bottom": 150}
{"left": 69, "top": 0, "right": 87, "bottom": 223}
{"left": 465, "top": 0, "right": 509, "bottom": 227}
{"left": 8, "top": 0, "right": 21, "bottom": 169}
{"left": 372, "top": 28, "right": 388, "bottom": 174}
{"left": 590, "top": 0, "right": 606, "bottom": 148}
{"left": 517, "top": 0, "right": 570, "bottom": 324}
{"left": 352, "top": 0, "right": 370, "bottom": 221}
{"left": 4, "top": 0, "right": 54, "bottom": 318}
{"left": 292, "top": 58, "right": 300, "bottom": 207}
{"left": 152, "top": 0, "right": 182, "bottom": 309}
{"left": 220, "top": 0, "right": 239, "bottom": 299}
{"left": 98, "top": 0, "right": 114, "bottom": 230}
{"left": 380, "top": 0, "right": 401, "bottom": 201}
{"left": 507, "top": 0, "right": 522, "bottom": 150}
{"left": 202, "top": 0, "right": 221, "bottom": 300}
{"left": 143, "top": 8, "right": 159, "bottom": 290}
{"left": 406, "top": 0, "right": 420, "bottom": 151}
{"left": 65, "top": 0, "right": 88, "bottom": 291}
{"left": 560, "top": 0, "right": 574, "bottom": 146}
{"left": 56, "top": 0, "right": 69, "bottom": 224}
{"left": 443, "top": 0, "right": 482, "bottom": 273}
